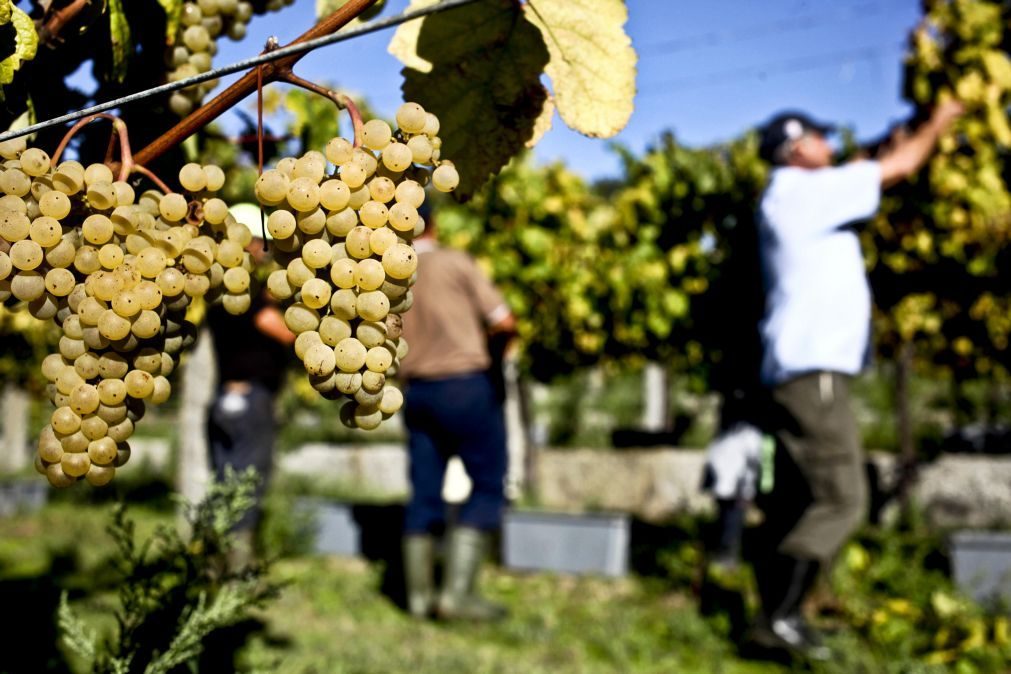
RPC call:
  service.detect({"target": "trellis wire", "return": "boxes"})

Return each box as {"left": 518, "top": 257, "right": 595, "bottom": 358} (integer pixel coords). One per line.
{"left": 0, "top": 0, "right": 486, "bottom": 144}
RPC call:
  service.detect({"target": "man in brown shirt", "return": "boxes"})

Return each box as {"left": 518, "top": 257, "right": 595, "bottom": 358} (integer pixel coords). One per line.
{"left": 400, "top": 208, "right": 516, "bottom": 622}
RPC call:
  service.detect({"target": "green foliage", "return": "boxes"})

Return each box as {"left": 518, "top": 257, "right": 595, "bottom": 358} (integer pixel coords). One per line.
{"left": 57, "top": 469, "right": 280, "bottom": 674}
{"left": 0, "top": 3, "right": 37, "bottom": 91}
{"left": 107, "top": 0, "right": 132, "bottom": 83}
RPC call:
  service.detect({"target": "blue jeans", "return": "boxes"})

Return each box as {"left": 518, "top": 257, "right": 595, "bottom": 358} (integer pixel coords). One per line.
{"left": 404, "top": 372, "right": 507, "bottom": 534}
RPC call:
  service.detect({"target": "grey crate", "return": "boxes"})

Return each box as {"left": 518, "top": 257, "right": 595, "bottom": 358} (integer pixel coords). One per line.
{"left": 0, "top": 479, "right": 48, "bottom": 518}
{"left": 502, "top": 510, "right": 629, "bottom": 577}
{"left": 951, "top": 531, "right": 1011, "bottom": 609}
{"left": 297, "top": 498, "right": 361, "bottom": 557}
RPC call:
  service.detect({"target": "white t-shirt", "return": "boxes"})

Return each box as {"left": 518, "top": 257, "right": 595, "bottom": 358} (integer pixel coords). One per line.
{"left": 757, "top": 161, "right": 881, "bottom": 385}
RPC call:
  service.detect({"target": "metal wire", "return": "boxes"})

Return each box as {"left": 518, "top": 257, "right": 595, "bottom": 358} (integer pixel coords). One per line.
{"left": 0, "top": 0, "right": 486, "bottom": 144}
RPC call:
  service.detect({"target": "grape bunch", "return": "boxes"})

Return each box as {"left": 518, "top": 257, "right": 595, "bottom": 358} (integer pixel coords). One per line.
{"left": 0, "top": 139, "right": 254, "bottom": 487}
{"left": 255, "top": 101, "right": 458, "bottom": 430}
{"left": 166, "top": 0, "right": 293, "bottom": 117}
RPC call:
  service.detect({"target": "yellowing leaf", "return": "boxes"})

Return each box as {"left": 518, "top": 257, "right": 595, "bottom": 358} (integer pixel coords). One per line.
{"left": 157, "top": 0, "right": 184, "bottom": 43}
{"left": 525, "top": 95, "right": 554, "bottom": 148}
{"left": 524, "top": 0, "right": 636, "bottom": 138}
{"left": 0, "top": 0, "right": 11, "bottom": 25}
{"left": 387, "top": 0, "right": 439, "bottom": 73}
{"left": 397, "top": 0, "right": 550, "bottom": 199}
{"left": 108, "top": 0, "right": 131, "bottom": 83}
{"left": 0, "top": 7, "right": 37, "bottom": 88}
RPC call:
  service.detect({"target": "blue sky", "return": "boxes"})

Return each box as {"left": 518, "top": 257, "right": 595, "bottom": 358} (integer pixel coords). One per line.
{"left": 207, "top": 0, "right": 923, "bottom": 180}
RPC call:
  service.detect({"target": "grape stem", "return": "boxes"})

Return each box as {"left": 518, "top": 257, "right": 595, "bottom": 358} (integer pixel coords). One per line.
{"left": 131, "top": 165, "right": 174, "bottom": 195}
{"left": 51, "top": 113, "right": 134, "bottom": 182}
{"left": 133, "top": 0, "right": 380, "bottom": 166}
{"left": 37, "top": 0, "right": 93, "bottom": 46}
{"left": 277, "top": 68, "right": 364, "bottom": 148}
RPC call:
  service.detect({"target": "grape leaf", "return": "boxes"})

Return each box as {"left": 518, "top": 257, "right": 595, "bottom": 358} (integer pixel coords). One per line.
{"left": 317, "top": 0, "right": 386, "bottom": 26}
{"left": 525, "top": 94, "right": 554, "bottom": 149}
{"left": 524, "top": 0, "right": 636, "bottom": 138}
{"left": 0, "top": 0, "right": 11, "bottom": 25}
{"left": 387, "top": 0, "right": 438, "bottom": 73}
{"left": 157, "top": 0, "right": 183, "bottom": 43}
{"left": 108, "top": 0, "right": 131, "bottom": 83}
{"left": 0, "top": 7, "right": 37, "bottom": 89}
{"left": 392, "top": 0, "right": 550, "bottom": 199}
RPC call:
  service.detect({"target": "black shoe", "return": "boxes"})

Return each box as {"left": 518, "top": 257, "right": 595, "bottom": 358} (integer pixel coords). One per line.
{"left": 750, "top": 555, "right": 832, "bottom": 662}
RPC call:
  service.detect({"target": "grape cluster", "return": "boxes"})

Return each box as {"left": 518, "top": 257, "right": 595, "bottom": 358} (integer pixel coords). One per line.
{"left": 255, "top": 101, "right": 457, "bottom": 430}
{"left": 0, "top": 139, "right": 253, "bottom": 487}
{"left": 166, "top": 0, "right": 293, "bottom": 117}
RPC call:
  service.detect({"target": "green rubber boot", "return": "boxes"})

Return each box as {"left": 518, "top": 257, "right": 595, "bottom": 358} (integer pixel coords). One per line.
{"left": 436, "top": 527, "right": 507, "bottom": 622}
{"left": 403, "top": 534, "right": 435, "bottom": 618}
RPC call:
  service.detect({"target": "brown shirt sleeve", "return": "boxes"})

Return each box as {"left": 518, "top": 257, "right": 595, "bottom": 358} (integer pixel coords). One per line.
{"left": 460, "top": 253, "right": 508, "bottom": 323}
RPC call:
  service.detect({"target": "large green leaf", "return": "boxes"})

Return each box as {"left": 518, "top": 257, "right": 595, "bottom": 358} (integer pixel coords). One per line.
{"left": 157, "top": 0, "right": 184, "bottom": 43}
{"left": 387, "top": 0, "right": 438, "bottom": 72}
{"left": 108, "top": 0, "right": 131, "bottom": 82}
{"left": 524, "top": 0, "right": 636, "bottom": 138}
{"left": 390, "top": 0, "right": 551, "bottom": 199}
{"left": 0, "top": 7, "right": 37, "bottom": 88}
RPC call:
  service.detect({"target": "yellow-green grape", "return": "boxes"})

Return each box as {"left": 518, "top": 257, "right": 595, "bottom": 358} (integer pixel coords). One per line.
{"left": 59, "top": 427, "right": 89, "bottom": 453}
{"left": 330, "top": 288, "right": 358, "bottom": 320}
{"left": 320, "top": 179, "right": 351, "bottom": 211}
{"left": 28, "top": 294, "right": 59, "bottom": 320}
{"left": 70, "top": 384, "right": 101, "bottom": 416}
{"left": 222, "top": 267, "right": 249, "bottom": 294}
{"left": 365, "top": 346, "right": 393, "bottom": 373}
{"left": 346, "top": 185, "right": 369, "bottom": 212}
{"left": 382, "top": 243, "right": 418, "bottom": 280}
{"left": 301, "top": 239, "right": 331, "bottom": 269}
{"left": 369, "top": 227, "right": 398, "bottom": 256}
{"left": 335, "top": 372, "right": 362, "bottom": 395}
{"left": 86, "top": 182, "right": 117, "bottom": 210}
{"left": 204, "top": 164, "right": 226, "bottom": 192}
{"left": 319, "top": 315, "right": 352, "bottom": 346}
{"left": 124, "top": 370, "right": 154, "bottom": 399}
{"left": 356, "top": 321, "right": 387, "bottom": 348}
{"left": 1, "top": 169, "right": 31, "bottom": 196}
{"left": 157, "top": 267, "right": 186, "bottom": 296}
{"left": 0, "top": 209, "right": 29, "bottom": 241}
{"left": 379, "top": 386, "right": 404, "bottom": 415}
{"left": 275, "top": 156, "right": 297, "bottom": 178}
{"left": 216, "top": 239, "right": 244, "bottom": 268}
{"left": 267, "top": 209, "right": 297, "bottom": 239}
{"left": 132, "top": 309, "right": 162, "bottom": 341}
{"left": 77, "top": 296, "right": 106, "bottom": 326}
{"left": 345, "top": 226, "right": 372, "bottom": 259}
{"left": 183, "top": 272, "right": 211, "bottom": 297}
{"left": 222, "top": 292, "right": 251, "bottom": 315}
{"left": 105, "top": 413, "right": 132, "bottom": 440}
{"left": 367, "top": 177, "right": 396, "bottom": 204}
{"left": 88, "top": 436, "right": 118, "bottom": 465}
{"left": 10, "top": 239, "right": 44, "bottom": 270}
{"left": 74, "top": 245, "right": 102, "bottom": 275}
{"left": 339, "top": 162, "right": 367, "bottom": 189}
{"left": 388, "top": 202, "right": 419, "bottom": 233}
{"left": 303, "top": 342, "right": 336, "bottom": 377}
{"left": 284, "top": 303, "right": 320, "bottom": 334}
{"left": 294, "top": 152, "right": 326, "bottom": 183}
{"left": 11, "top": 270, "right": 45, "bottom": 301}
{"left": 0, "top": 252, "right": 10, "bottom": 281}
{"left": 112, "top": 291, "right": 141, "bottom": 318}
{"left": 113, "top": 442, "right": 131, "bottom": 467}
{"left": 354, "top": 405, "right": 383, "bottom": 431}
{"left": 326, "top": 137, "right": 354, "bottom": 165}
{"left": 267, "top": 269, "right": 295, "bottom": 300}
{"left": 422, "top": 113, "right": 440, "bottom": 136}
{"left": 112, "top": 181, "right": 135, "bottom": 206}
{"left": 98, "top": 352, "right": 129, "bottom": 380}
{"left": 396, "top": 337, "right": 409, "bottom": 360}
{"left": 294, "top": 331, "right": 322, "bottom": 360}
{"left": 52, "top": 406, "right": 82, "bottom": 435}
{"left": 38, "top": 190, "right": 71, "bottom": 219}
{"left": 406, "top": 135, "right": 433, "bottom": 164}
{"left": 390, "top": 291, "right": 413, "bottom": 314}
{"left": 41, "top": 354, "right": 68, "bottom": 382}
{"left": 18, "top": 148, "right": 50, "bottom": 177}
{"left": 359, "top": 201, "right": 389, "bottom": 229}
{"left": 81, "top": 416, "right": 109, "bottom": 442}
{"left": 300, "top": 278, "right": 331, "bottom": 310}
{"left": 0, "top": 136, "right": 26, "bottom": 159}
{"left": 203, "top": 197, "right": 230, "bottom": 225}
{"left": 44, "top": 268, "right": 76, "bottom": 297}
{"left": 28, "top": 217, "right": 61, "bottom": 249}
{"left": 381, "top": 143, "right": 413, "bottom": 172}
{"left": 396, "top": 102, "right": 427, "bottom": 134}
{"left": 59, "top": 335, "right": 87, "bottom": 360}
{"left": 296, "top": 208, "right": 325, "bottom": 235}
{"left": 53, "top": 163, "right": 85, "bottom": 195}
{"left": 133, "top": 348, "right": 162, "bottom": 375}
{"left": 45, "top": 462, "right": 76, "bottom": 487}
{"left": 329, "top": 258, "right": 357, "bottom": 289}
{"left": 357, "top": 290, "right": 390, "bottom": 322}
{"left": 362, "top": 119, "right": 392, "bottom": 151}
{"left": 287, "top": 177, "right": 321, "bottom": 212}
{"left": 150, "top": 376, "right": 171, "bottom": 405}
{"left": 47, "top": 238, "right": 77, "bottom": 269}
{"left": 334, "top": 337, "right": 367, "bottom": 372}
{"left": 98, "top": 244, "right": 125, "bottom": 269}
{"left": 98, "top": 310, "right": 132, "bottom": 341}
{"left": 181, "top": 241, "right": 214, "bottom": 274}
{"left": 286, "top": 258, "right": 314, "bottom": 288}
{"left": 61, "top": 452, "right": 91, "bottom": 478}
{"left": 432, "top": 163, "right": 459, "bottom": 192}
{"left": 38, "top": 425, "right": 63, "bottom": 463}
{"left": 90, "top": 271, "right": 122, "bottom": 302}
{"left": 98, "top": 378, "right": 127, "bottom": 406}
{"left": 133, "top": 281, "right": 163, "bottom": 310}
{"left": 361, "top": 370, "right": 385, "bottom": 393}
{"left": 82, "top": 214, "right": 114, "bottom": 245}
{"left": 85, "top": 464, "right": 115, "bottom": 487}
{"left": 355, "top": 258, "right": 385, "bottom": 291}
{"left": 160, "top": 193, "right": 190, "bottom": 222}
{"left": 179, "top": 162, "right": 207, "bottom": 192}
{"left": 325, "top": 211, "right": 356, "bottom": 240}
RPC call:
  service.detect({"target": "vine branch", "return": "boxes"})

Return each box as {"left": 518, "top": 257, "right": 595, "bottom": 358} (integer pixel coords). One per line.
{"left": 132, "top": 0, "right": 380, "bottom": 166}
{"left": 277, "top": 68, "right": 363, "bottom": 147}
{"left": 37, "top": 0, "right": 93, "bottom": 46}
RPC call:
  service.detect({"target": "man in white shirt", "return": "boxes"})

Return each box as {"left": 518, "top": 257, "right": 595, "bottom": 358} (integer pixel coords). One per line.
{"left": 750, "top": 101, "right": 962, "bottom": 660}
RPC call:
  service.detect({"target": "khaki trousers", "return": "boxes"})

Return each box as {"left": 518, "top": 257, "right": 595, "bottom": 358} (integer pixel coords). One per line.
{"left": 762, "top": 372, "right": 868, "bottom": 562}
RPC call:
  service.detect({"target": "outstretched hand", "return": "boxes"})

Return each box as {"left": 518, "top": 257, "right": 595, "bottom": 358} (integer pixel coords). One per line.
{"left": 931, "top": 99, "right": 965, "bottom": 130}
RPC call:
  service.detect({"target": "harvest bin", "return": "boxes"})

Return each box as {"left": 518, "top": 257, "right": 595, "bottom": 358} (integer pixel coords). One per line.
{"left": 0, "top": 478, "right": 47, "bottom": 517}
{"left": 502, "top": 510, "right": 630, "bottom": 578}
{"left": 951, "top": 531, "right": 1011, "bottom": 609}
{"left": 298, "top": 498, "right": 361, "bottom": 557}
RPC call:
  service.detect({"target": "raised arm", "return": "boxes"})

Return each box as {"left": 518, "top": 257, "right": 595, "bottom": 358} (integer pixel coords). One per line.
{"left": 878, "top": 100, "right": 963, "bottom": 188}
